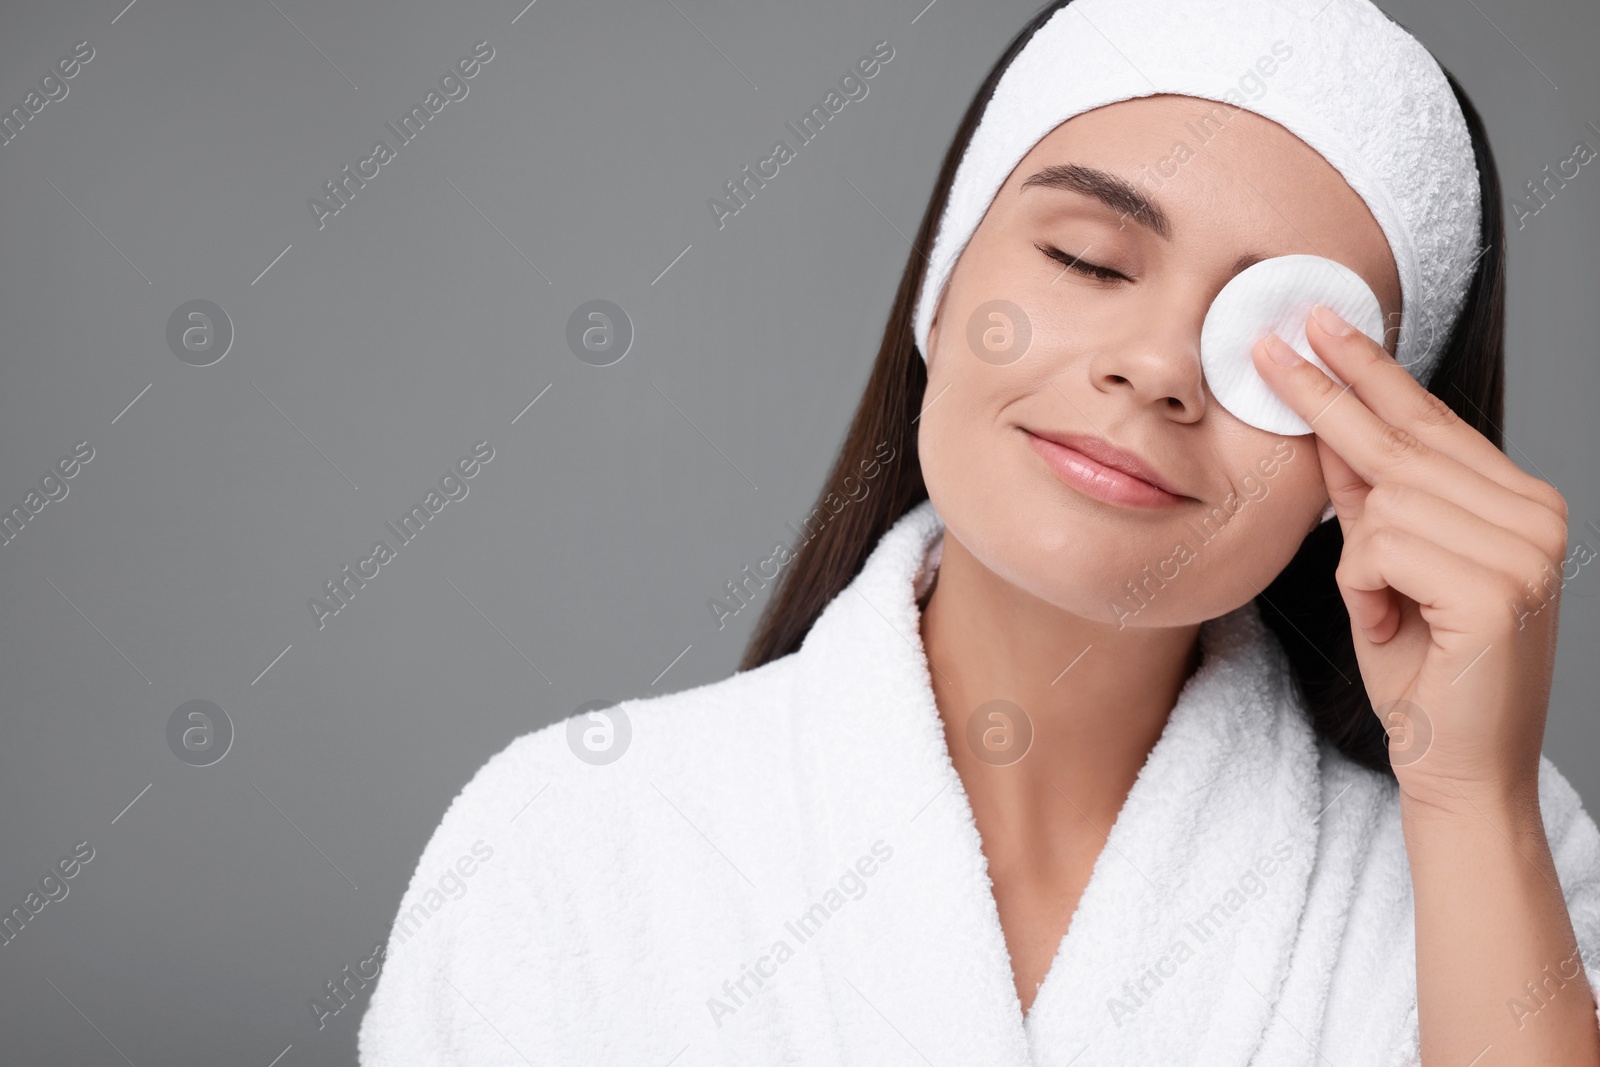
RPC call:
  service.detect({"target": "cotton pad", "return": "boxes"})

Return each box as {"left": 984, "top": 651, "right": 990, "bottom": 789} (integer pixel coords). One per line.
{"left": 1199, "top": 255, "right": 1385, "bottom": 437}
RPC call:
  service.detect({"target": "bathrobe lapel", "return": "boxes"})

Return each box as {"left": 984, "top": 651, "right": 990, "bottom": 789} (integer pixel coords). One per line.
{"left": 786, "top": 498, "right": 1325, "bottom": 1065}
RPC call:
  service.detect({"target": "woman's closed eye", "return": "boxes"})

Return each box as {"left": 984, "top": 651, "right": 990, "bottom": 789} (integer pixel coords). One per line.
{"left": 1034, "top": 242, "right": 1130, "bottom": 283}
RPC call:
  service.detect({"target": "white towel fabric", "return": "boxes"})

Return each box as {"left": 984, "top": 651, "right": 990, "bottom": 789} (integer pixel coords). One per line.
{"left": 911, "top": 0, "right": 1482, "bottom": 385}
{"left": 359, "top": 499, "right": 1600, "bottom": 1065}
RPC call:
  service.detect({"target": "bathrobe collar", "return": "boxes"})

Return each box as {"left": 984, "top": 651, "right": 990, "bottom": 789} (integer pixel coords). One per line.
{"left": 785, "top": 497, "right": 1326, "bottom": 1066}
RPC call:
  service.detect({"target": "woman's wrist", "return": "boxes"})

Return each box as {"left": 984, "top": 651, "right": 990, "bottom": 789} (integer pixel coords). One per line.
{"left": 1397, "top": 778, "right": 1547, "bottom": 864}
{"left": 1396, "top": 765, "right": 1542, "bottom": 830}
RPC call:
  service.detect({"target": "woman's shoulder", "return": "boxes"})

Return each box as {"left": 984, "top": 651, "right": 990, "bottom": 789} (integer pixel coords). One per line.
{"left": 1313, "top": 741, "right": 1600, "bottom": 885}
{"left": 1305, "top": 742, "right": 1600, "bottom": 949}
{"left": 1308, "top": 740, "right": 1600, "bottom": 1063}
{"left": 443, "top": 648, "right": 804, "bottom": 826}
{"left": 1309, "top": 740, "right": 1600, "bottom": 914}
{"left": 358, "top": 650, "right": 811, "bottom": 1064}
{"left": 499, "top": 648, "right": 800, "bottom": 787}
{"left": 393, "top": 646, "right": 811, "bottom": 904}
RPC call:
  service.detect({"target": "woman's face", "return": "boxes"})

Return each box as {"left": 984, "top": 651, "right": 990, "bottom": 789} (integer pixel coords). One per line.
{"left": 920, "top": 93, "right": 1402, "bottom": 629}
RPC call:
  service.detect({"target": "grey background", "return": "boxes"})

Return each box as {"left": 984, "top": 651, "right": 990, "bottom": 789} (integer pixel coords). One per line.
{"left": 0, "top": 0, "right": 1595, "bottom": 1063}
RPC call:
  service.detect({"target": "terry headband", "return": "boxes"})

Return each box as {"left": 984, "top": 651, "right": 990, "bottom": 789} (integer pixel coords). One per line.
{"left": 912, "top": 0, "right": 1483, "bottom": 431}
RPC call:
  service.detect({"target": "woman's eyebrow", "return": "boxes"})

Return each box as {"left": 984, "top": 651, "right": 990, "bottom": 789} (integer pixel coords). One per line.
{"left": 1020, "top": 163, "right": 1173, "bottom": 240}
{"left": 1020, "top": 162, "right": 1269, "bottom": 277}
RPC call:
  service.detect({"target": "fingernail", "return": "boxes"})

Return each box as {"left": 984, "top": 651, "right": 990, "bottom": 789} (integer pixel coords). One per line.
{"left": 1263, "top": 332, "right": 1302, "bottom": 366}
{"left": 1312, "top": 303, "right": 1354, "bottom": 337}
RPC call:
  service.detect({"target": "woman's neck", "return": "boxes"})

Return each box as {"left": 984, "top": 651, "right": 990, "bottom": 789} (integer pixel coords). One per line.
{"left": 919, "top": 530, "right": 1202, "bottom": 863}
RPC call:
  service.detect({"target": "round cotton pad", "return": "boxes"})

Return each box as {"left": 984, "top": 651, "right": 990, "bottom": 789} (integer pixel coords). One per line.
{"left": 1199, "top": 254, "right": 1386, "bottom": 437}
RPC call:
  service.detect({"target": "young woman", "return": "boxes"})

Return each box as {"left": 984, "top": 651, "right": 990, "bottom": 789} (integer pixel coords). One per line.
{"left": 360, "top": 0, "right": 1600, "bottom": 1063}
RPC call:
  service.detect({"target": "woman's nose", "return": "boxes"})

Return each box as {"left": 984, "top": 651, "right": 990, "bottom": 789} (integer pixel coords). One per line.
{"left": 1085, "top": 326, "right": 1209, "bottom": 423}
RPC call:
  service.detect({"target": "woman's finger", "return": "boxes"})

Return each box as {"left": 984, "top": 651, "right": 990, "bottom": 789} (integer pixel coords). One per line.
{"left": 1313, "top": 433, "right": 1367, "bottom": 536}
{"left": 1336, "top": 522, "right": 1502, "bottom": 652}
{"left": 1300, "top": 305, "right": 1551, "bottom": 507}
{"left": 1251, "top": 334, "right": 1568, "bottom": 554}
{"left": 1358, "top": 480, "right": 1563, "bottom": 620}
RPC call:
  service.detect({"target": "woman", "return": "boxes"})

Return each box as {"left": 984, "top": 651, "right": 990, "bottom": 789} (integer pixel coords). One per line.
{"left": 360, "top": 0, "right": 1600, "bottom": 1063}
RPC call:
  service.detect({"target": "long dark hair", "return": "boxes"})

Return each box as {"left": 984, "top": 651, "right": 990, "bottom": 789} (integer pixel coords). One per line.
{"left": 738, "top": 0, "right": 1504, "bottom": 779}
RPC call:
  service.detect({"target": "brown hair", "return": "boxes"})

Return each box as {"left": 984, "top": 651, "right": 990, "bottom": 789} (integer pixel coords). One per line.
{"left": 738, "top": 0, "right": 1505, "bottom": 778}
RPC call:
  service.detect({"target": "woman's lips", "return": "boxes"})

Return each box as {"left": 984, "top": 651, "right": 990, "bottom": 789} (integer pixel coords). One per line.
{"left": 1023, "top": 430, "right": 1189, "bottom": 509}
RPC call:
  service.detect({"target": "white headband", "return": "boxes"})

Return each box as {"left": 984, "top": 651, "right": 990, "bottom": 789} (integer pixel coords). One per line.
{"left": 913, "top": 0, "right": 1483, "bottom": 385}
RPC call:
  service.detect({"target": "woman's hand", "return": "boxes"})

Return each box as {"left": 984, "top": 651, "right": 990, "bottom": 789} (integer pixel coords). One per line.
{"left": 1251, "top": 304, "right": 1571, "bottom": 816}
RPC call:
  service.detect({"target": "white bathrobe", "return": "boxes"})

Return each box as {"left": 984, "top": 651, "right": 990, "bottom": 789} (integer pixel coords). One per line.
{"left": 358, "top": 498, "right": 1600, "bottom": 1066}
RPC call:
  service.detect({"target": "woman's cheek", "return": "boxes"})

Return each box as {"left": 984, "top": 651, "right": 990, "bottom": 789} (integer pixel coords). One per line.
{"left": 1130, "top": 446, "right": 1324, "bottom": 622}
